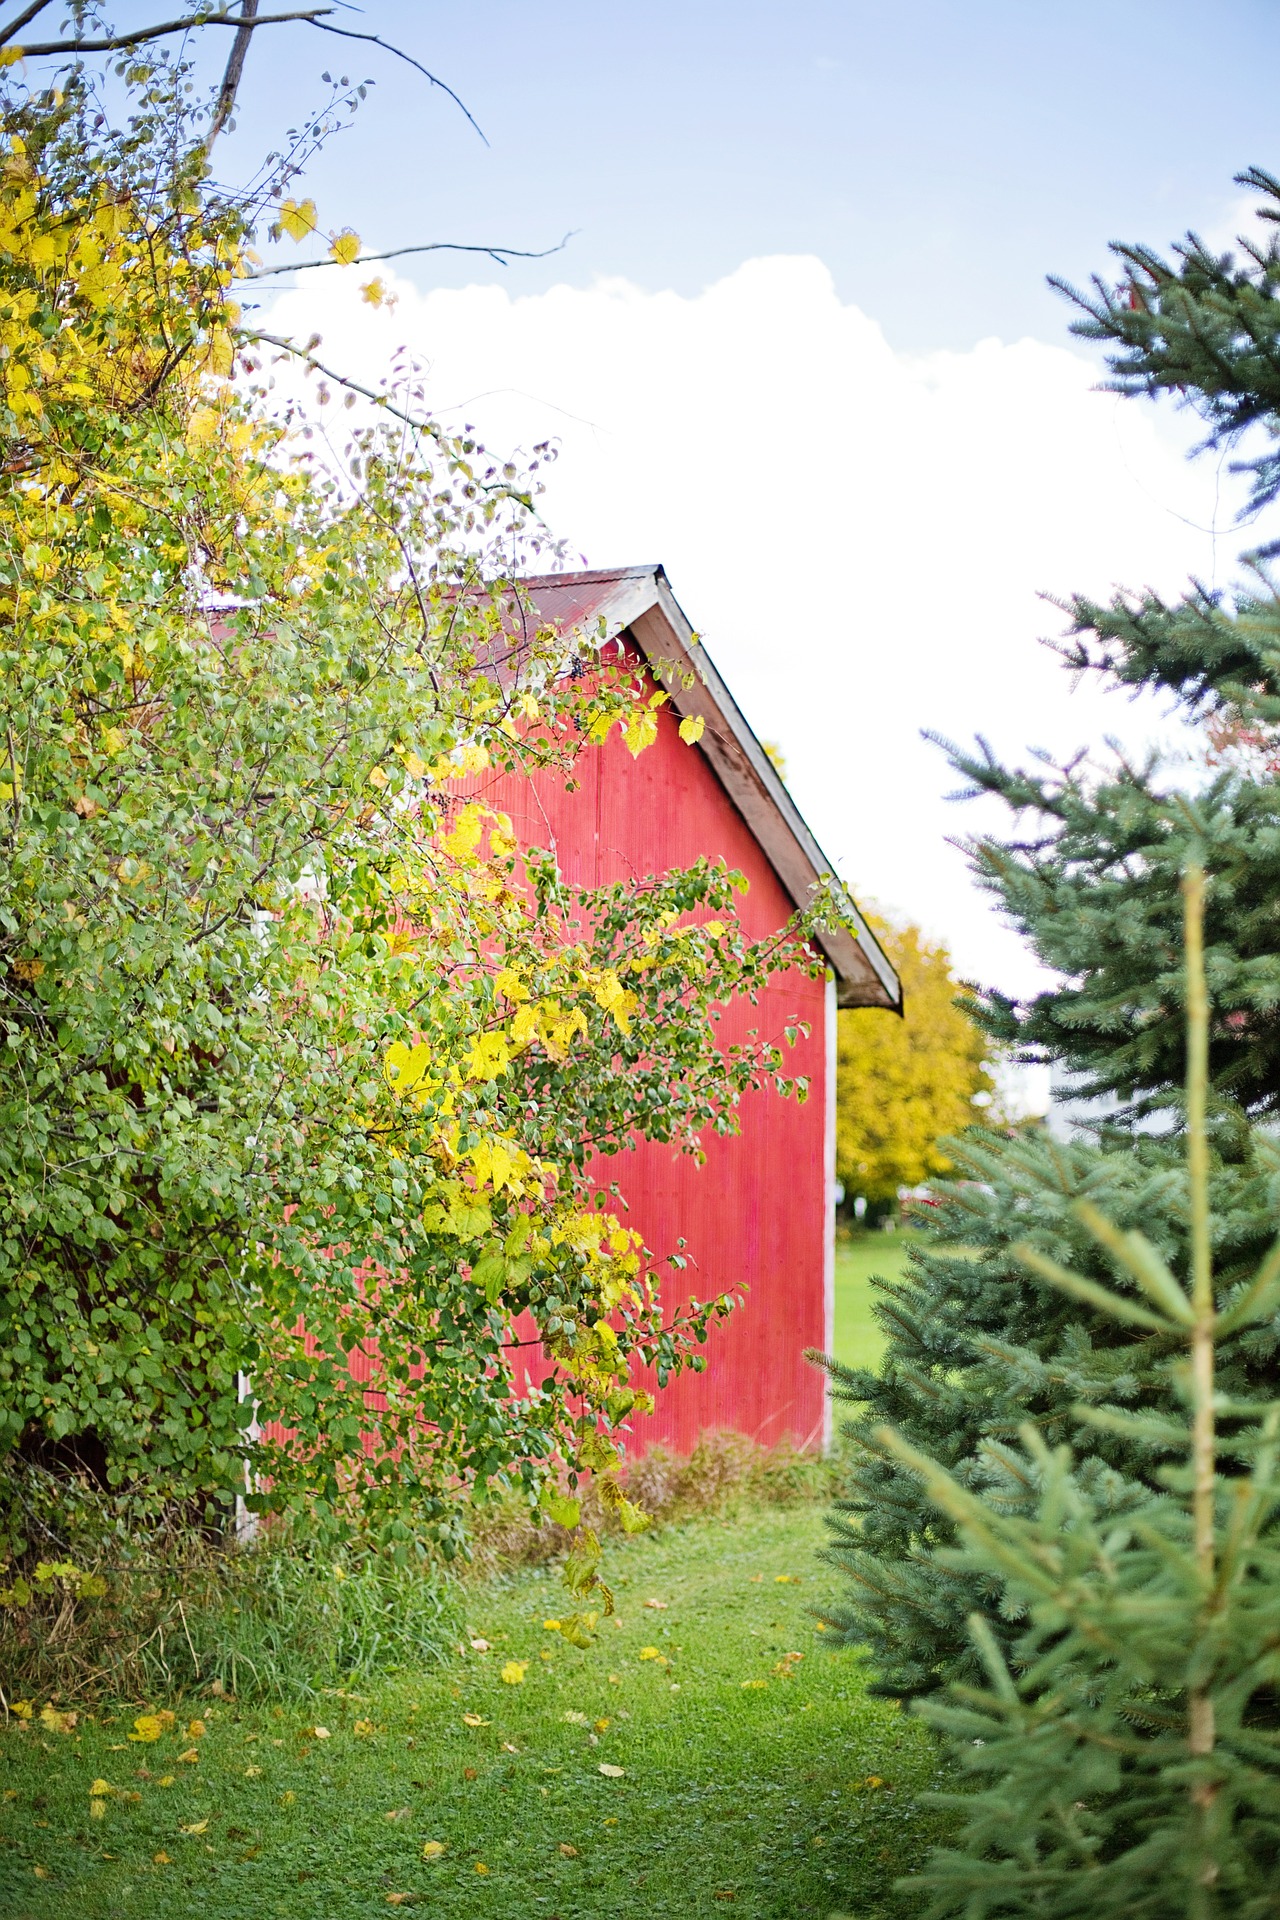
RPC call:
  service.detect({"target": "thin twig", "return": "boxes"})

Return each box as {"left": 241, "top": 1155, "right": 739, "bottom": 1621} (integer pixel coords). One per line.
{"left": 241, "top": 232, "right": 575, "bottom": 279}
{"left": 308, "top": 19, "right": 487, "bottom": 143}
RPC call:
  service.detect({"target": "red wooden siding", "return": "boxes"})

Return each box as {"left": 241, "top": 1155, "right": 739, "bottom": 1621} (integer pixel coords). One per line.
{"left": 465, "top": 640, "right": 830, "bottom": 1456}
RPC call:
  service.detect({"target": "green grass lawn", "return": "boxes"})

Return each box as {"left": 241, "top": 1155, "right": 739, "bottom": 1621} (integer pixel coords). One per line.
{"left": 0, "top": 1506, "right": 945, "bottom": 1920}
{"left": 831, "top": 1232, "right": 922, "bottom": 1374}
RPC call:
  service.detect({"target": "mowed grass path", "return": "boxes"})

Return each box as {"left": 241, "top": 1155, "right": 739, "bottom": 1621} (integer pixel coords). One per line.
{"left": 832, "top": 1232, "right": 921, "bottom": 1374}
{"left": 0, "top": 1507, "right": 943, "bottom": 1920}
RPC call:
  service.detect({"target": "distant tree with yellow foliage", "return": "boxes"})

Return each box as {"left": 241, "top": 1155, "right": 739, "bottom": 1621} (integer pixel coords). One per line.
{"left": 837, "top": 913, "right": 995, "bottom": 1212}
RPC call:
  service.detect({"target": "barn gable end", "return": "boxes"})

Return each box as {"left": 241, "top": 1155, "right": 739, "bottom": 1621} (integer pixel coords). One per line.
{"left": 471, "top": 566, "right": 899, "bottom": 1454}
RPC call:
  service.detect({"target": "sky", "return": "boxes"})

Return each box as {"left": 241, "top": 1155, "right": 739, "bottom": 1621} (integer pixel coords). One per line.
{"left": 91, "top": 2, "right": 1280, "bottom": 1011}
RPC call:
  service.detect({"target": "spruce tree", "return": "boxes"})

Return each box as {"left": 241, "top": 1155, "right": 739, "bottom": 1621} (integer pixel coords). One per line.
{"left": 894, "top": 873, "right": 1280, "bottom": 1917}
{"left": 822, "top": 168, "right": 1280, "bottom": 1700}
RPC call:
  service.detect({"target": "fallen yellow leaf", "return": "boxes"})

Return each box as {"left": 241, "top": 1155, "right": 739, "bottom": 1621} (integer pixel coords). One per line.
{"left": 156, "top": 1775, "right": 175, "bottom": 1788}
{"left": 176, "top": 1748, "right": 199, "bottom": 1764}
{"left": 184, "top": 1719, "right": 206, "bottom": 1739}
{"left": 88, "top": 1779, "right": 112, "bottom": 1797}
{"left": 603, "top": 1816, "right": 618, "bottom": 1827}
{"left": 153, "top": 1851, "right": 172, "bottom": 1865}
{"left": 775, "top": 1574, "right": 799, "bottom": 1584}
{"left": 33, "top": 1865, "right": 49, "bottom": 1879}
{"left": 598, "top": 1763, "right": 625, "bottom": 1778}
{"left": 353, "top": 1718, "right": 376, "bottom": 1737}
{"left": 128, "top": 1715, "right": 163, "bottom": 1743}
{"left": 594, "top": 1718, "right": 611, "bottom": 1733}
{"left": 385, "top": 1807, "right": 411, "bottom": 1823}
{"left": 542, "top": 1619, "right": 562, "bottom": 1631}
{"left": 638, "top": 1647, "right": 663, "bottom": 1662}
{"left": 643, "top": 1598, "right": 668, "bottom": 1610}
{"left": 244, "top": 1764, "right": 262, "bottom": 1777}
{"left": 89, "top": 1798, "right": 106, "bottom": 1820}
{"left": 279, "top": 1790, "right": 296, "bottom": 1805}
{"left": 469, "top": 1637, "right": 491, "bottom": 1652}
{"left": 312, "top": 1726, "right": 331, "bottom": 1739}
{"left": 421, "top": 1840, "right": 447, "bottom": 1859}
{"left": 474, "top": 1861, "right": 490, "bottom": 1874}
{"left": 500, "top": 1660, "right": 528, "bottom": 1686}
{"left": 39, "top": 1705, "right": 77, "bottom": 1733}
{"left": 559, "top": 1842, "right": 579, "bottom": 1857}
{"left": 461, "top": 1713, "right": 489, "bottom": 1727}
{"left": 740, "top": 1679, "right": 768, "bottom": 1690}
{"left": 180, "top": 1818, "right": 209, "bottom": 1836}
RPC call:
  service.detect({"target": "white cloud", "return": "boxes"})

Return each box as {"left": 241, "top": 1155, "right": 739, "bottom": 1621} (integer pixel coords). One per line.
{"left": 262, "top": 256, "right": 1240, "bottom": 999}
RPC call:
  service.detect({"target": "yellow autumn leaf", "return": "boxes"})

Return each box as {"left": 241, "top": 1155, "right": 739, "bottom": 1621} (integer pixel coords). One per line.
{"left": 441, "top": 802, "right": 484, "bottom": 861}
{"left": 421, "top": 1840, "right": 447, "bottom": 1859}
{"left": 185, "top": 1719, "right": 206, "bottom": 1738}
{"left": 176, "top": 1748, "right": 199, "bottom": 1763}
{"left": 500, "top": 1659, "right": 527, "bottom": 1685}
{"left": 156, "top": 1775, "right": 175, "bottom": 1788}
{"left": 89, "top": 1798, "right": 107, "bottom": 1820}
{"left": 559, "top": 1842, "right": 579, "bottom": 1857}
{"left": 465, "top": 1030, "right": 510, "bottom": 1082}
{"left": 598, "top": 1763, "right": 625, "bottom": 1777}
{"left": 180, "top": 1817, "right": 209, "bottom": 1835}
{"left": 474, "top": 1862, "right": 490, "bottom": 1874}
{"left": 39, "top": 1705, "right": 76, "bottom": 1733}
{"left": 360, "top": 277, "right": 386, "bottom": 306}
{"left": 278, "top": 197, "right": 317, "bottom": 242}
{"left": 153, "top": 1851, "right": 172, "bottom": 1865}
{"left": 187, "top": 405, "right": 219, "bottom": 448}
{"left": 678, "top": 713, "right": 705, "bottom": 745}
{"left": 383, "top": 1040, "right": 430, "bottom": 1093}
{"left": 461, "top": 1712, "right": 489, "bottom": 1727}
{"left": 638, "top": 1646, "right": 663, "bottom": 1661}
{"left": 621, "top": 706, "right": 659, "bottom": 758}
{"left": 312, "top": 1726, "right": 331, "bottom": 1739}
{"left": 244, "top": 1764, "right": 262, "bottom": 1777}
{"left": 353, "top": 1718, "right": 376, "bottom": 1737}
{"left": 88, "top": 1779, "right": 112, "bottom": 1797}
{"left": 329, "top": 229, "right": 361, "bottom": 266}
{"left": 594, "top": 1718, "right": 611, "bottom": 1733}
{"left": 740, "top": 1678, "right": 768, "bottom": 1689}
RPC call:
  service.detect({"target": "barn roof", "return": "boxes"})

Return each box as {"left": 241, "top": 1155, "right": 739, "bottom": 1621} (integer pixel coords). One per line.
{"left": 521, "top": 565, "right": 901, "bottom": 1013}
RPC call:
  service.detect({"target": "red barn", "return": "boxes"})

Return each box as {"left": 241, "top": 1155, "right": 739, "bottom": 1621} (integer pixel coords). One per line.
{"left": 467, "top": 565, "right": 901, "bottom": 1457}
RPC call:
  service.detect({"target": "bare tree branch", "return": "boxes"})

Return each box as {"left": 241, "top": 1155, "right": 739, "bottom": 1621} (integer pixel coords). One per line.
{"left": 242, "top": 232, "right": 575, "bottom": 278}
{"left": 0, "top": 2, "right": 56, "bottom": 50}
{"left": 205, "top": 0, "right": 258, "bottom": 150}
{"left": 8, "top": 8, "right": 333, "bottom": 58}
{"left": 308, "top": 19, "right": 487, "bottom": 145}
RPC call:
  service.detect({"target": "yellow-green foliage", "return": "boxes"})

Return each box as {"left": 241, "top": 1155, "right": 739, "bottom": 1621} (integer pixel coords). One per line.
{"left": 836, "top": 913, "right": 993, "bottom": 1206}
